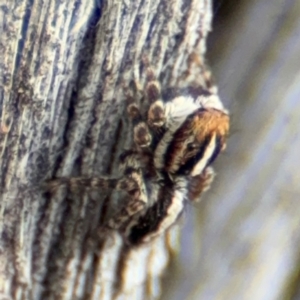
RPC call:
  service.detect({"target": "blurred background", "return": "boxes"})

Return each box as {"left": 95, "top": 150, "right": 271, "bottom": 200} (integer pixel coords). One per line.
{"left": 163, "top": 0, "right": 300, "bottom": 299}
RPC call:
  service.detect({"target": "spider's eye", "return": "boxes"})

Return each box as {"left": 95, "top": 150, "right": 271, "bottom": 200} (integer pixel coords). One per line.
{"left": 187, "top": 142, "right": 198, "bottom": 151}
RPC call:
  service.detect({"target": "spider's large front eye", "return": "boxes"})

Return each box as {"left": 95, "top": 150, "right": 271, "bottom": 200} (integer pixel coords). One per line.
{"left": 187, "top": 142, "right": 198, "bottom": 151}
{"left": 182, "top": 141, "right": 200, "bottom": 162}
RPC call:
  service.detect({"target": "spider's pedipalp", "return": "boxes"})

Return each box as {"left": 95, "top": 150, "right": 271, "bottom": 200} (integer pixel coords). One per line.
{"left": 187, "top": 167, "right": 215, "bottom": 202}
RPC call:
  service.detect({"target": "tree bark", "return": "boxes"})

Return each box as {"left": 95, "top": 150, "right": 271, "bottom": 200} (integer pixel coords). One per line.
{"left": 0, "top": 0, "right": 213, "bottom": 299}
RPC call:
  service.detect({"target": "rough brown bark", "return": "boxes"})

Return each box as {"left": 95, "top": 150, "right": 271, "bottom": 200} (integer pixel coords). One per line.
{"left": 0, "top": 1, "right": 213, "bottom": 299}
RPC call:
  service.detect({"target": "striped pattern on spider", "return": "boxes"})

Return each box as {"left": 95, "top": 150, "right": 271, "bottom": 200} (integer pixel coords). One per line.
{"left": 48, "top": 65, "right": 229, "bottom": 246}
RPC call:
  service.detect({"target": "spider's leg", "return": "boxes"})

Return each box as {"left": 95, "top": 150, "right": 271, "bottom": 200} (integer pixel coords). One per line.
{"left": 108, "top": 150, "right": 150, "bottom": 229}
{"left": 187, "top": 167, "right": 215, "bottom": 202}
{"left": 108, "top": 169, "right": 148, "bottom": 229}
{"left": 46, "top": 169, "right": 149, "bottom": 229}
{"left": 125, "top": 86, "right": 152, "bottom": 148}
{"left": 145, "top": 66, "right": 166, "bottom": 128}
{"left": 45, "top": 176, "right": 120, "bottom": 192}
{"left": 45, "top": 151, "right": 146, "bottom": 198}
{"left": 126, "top": 176, "right": 188, "bottom": 245}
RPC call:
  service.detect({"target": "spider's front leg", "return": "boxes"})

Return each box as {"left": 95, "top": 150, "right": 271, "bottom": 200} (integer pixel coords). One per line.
{"left": 124, "top": 64, "right": 168, "bottom": 152}
{"left": 126, "top": 99, "right": 152, "bottom": 148}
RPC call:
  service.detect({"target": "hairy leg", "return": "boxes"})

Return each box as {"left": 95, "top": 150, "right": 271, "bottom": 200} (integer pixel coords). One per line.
{"left": 187, "top": 167, "right": 215, "bottom": 202}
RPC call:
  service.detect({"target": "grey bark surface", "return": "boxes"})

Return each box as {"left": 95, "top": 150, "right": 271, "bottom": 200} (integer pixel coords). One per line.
{"left": 0, "top": 1, "right": 213, "bottom": 299}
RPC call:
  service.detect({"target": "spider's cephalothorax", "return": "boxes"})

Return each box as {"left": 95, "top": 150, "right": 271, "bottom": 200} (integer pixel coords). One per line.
{"left": 50, "top": 67, "right": 229, "bottom": 246}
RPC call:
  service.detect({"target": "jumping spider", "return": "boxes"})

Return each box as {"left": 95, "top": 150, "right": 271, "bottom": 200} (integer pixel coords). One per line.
{"left": 49, "top": 66, "right": 229, "bottom": 246}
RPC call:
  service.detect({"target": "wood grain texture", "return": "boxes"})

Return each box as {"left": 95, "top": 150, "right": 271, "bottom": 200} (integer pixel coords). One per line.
{"left": 0, "top": 0, "right": 214, "bottom": 299}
